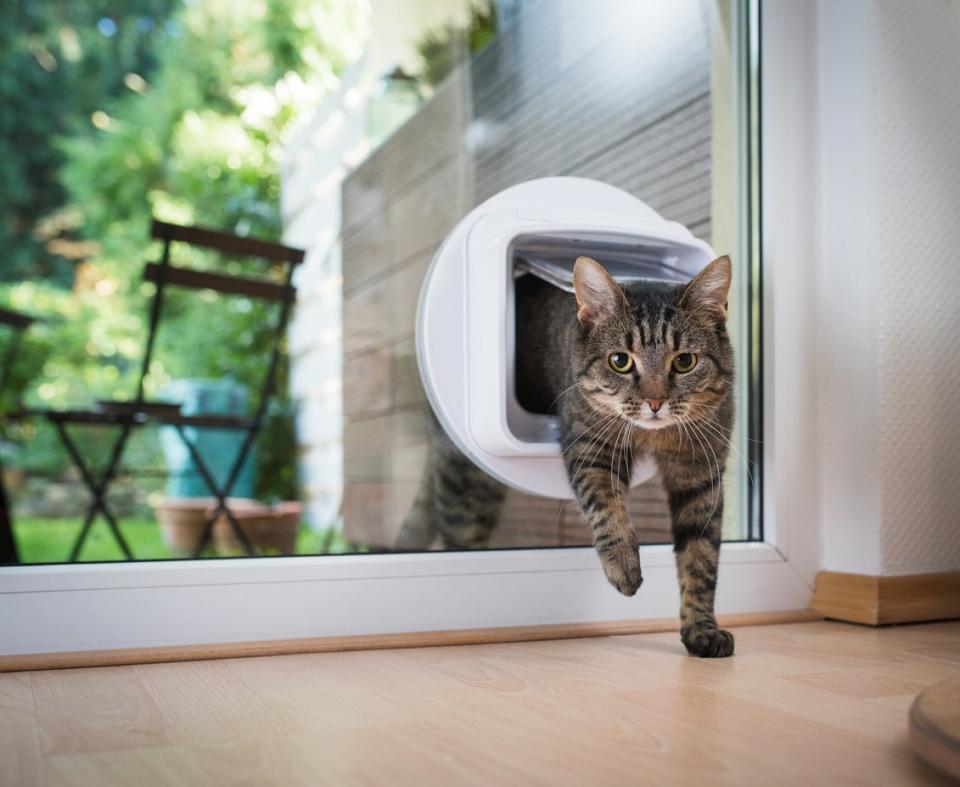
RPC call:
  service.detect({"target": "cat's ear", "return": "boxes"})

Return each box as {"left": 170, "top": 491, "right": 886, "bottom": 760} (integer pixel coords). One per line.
{"left": 573, "top": 256, "right": 624, "bottom": 326}
{"left": 678, "top": 255, "right": 731, "bottom": 323}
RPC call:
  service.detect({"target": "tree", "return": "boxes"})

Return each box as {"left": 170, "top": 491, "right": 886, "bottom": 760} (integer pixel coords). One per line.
{"left": 2, "top": 0, "right": 368, "bottom": 501}
{"left": 0, "top": 0, "right": 177, "bottom": 285}
{"left": 53, "top": 0, "right": 365, "bottom": 401}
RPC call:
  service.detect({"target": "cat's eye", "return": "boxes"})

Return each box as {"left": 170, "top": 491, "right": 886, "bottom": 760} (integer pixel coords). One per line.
{"left": 672, "top": 353, "right": 698, "bottom": 373}
{"left": 608, "top": 352, "right": 634, "bottom": 373}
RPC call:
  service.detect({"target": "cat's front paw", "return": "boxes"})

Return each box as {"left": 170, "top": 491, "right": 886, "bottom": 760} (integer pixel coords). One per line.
{"left": 681, "top": 626, "right": 735, "bottom": 658}
{"left": 600, "top": 542, "right": 643, "bottom": 596}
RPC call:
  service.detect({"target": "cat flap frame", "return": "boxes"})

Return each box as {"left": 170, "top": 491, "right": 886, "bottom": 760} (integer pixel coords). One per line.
{"left": 416, "top": 177, "right": 714, "bottom": 499}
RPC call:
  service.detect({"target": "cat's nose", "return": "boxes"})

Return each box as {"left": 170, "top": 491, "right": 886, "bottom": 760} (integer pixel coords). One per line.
{"left": 646, "top": 399, "right": 664, "bottom": 413}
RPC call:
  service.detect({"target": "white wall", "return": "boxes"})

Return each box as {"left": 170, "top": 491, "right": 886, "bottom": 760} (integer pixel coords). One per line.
{"left": 815, "top": 0, "right": 960, "bottom": 576}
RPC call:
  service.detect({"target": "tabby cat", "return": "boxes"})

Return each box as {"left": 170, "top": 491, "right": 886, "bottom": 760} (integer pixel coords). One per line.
{"left": 397, "top": 255, "right": 735, "bottom": 658}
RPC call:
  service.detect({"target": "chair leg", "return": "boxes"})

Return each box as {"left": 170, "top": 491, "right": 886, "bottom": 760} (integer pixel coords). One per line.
{"left": 0, "top": 456, "right": 19, "bottom": 564}
{"left": 172, "top": 424, "right": 257, "bottom": 557}
{"left": 67, "top": 502, "right": 100, "bottom": 563}
{"left": 191, "top": 501, "right": 253, "bottom": 558}
{"left": 54, "top": 420, "right": 135, "bottom": 562}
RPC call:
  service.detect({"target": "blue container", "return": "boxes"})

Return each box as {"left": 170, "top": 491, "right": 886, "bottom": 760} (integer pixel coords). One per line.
{"left": 158, "top": 379, "right": 256, "bottom": 499}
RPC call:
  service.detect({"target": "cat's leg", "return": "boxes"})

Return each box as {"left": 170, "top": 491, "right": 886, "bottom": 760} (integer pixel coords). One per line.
{"left": 658, "top": 454, "right": 734, "bottom": 658}
{"left": 394, "top": 464, "right": 438, "bottom": 550}
{"left": 395, "top": 456, "right": 504, "bottom": 550}
{"left": 395, "top": 408, "right": 444, "bottom": 550}
{"left": 563, "top": 422, "right": 642, "bottom": 596}
{"left": 396, "top": 408, "right": 505, "bottom": 550}
{"left": 434, "top": 452, "right": 505, "bottom": 548}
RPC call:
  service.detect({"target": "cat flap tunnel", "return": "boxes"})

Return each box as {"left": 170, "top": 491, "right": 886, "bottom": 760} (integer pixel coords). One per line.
{"left": 416, "top": 177, "right": 715, "bottom": 499}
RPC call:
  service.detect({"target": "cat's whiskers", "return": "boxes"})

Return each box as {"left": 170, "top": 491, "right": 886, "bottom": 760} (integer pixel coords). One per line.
{"left": 569, "top": 415, "right": 632, "bottom": 496}
{"left": 545, "top": 408, "right": 617, "bottom": 475}
{"left": 609, "top": 420, "right": 628, "bottom": 501}
{"left": 683, "top": 417, "right": 723, "bottom": 536}
{"left": 687, "top": 399, "right": 763, "bottom": 446}
{"left": 674, "top": 412, "right": 718, "bottom": 530}
{"left": 559, "top": 410, "right": 619, "bottom": 465}
{"left": 574, "top": 415, "right": 621, "bottom": 464}
{"left": 546, "top": 379, "right": 585, "bottom": 412}
{"left": 563, "top": 410, "right": 614, "bottom": 448}
{"left": 682, "top": 402, "right": 729, "bottom": 434}
{"left": 684, "top": 403, "right": 755, "bottom": 487}
{"left": 612, "top": 420, "right": 635, "bottom": 513}
{"left": 674, "top": 416, "right": 692, "bottom": 462}
{"left": 569, "top": 413, "right": 627, "bottom": 483}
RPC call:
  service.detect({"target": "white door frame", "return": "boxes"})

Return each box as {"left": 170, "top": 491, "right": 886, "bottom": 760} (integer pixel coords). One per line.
{"left": 0, "top": 0, "right": 821, "bottom": 657}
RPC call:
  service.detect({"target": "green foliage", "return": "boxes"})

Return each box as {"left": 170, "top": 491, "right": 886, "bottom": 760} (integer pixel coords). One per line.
{"left": 0, "top": 0, "right": 177, "bottom": 284}
{"left": 13, "top": 517, "right": 353, "bottom": 563}
{"left": 256, "top": 397, "right": 299, "bottom": 502}
{"left": 58, "top": 0, "right": 365, "bottom": 248}
{"left": 416, "top": 1, "right": 497, "bottom": 88}
{"left": 1, "top": 0, "right": 369, "bottom": 500}
{"left": 14, "top": 518, "right": 170, "bottom": 563}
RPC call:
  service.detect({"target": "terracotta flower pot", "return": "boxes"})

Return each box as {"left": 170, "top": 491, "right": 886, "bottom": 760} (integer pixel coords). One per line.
{"left": 153, "top": 498, "right": 261, "bottom": 555}
{"left": 213, "top": 501, "right": 302, "bottom": 555}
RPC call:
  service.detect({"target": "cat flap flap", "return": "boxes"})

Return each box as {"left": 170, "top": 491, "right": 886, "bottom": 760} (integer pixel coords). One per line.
{"left": 511, "top": 231, "right": 708, "bottom": 294}
{"left": 515, "top": 249, "right": 688, "bottom": 293}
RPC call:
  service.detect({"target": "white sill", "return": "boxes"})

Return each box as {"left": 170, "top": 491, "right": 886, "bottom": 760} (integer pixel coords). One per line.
{"left": 0, "top": 540, "right": 783, "bottom": 593}
{"left": 0, "top": 542, "right": 810, "bottom": 657}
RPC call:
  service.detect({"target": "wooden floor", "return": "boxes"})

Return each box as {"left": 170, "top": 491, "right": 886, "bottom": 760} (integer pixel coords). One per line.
{"left": 2, "top": 621, "right": 958, "bottom": 786}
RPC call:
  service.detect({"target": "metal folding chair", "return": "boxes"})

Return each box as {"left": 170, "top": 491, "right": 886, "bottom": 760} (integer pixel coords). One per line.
{"left": 0, "top": 307, "right": 38, "bottom": 564}
{"left": 42, "top": 220, "right": 304, "bottom": 561}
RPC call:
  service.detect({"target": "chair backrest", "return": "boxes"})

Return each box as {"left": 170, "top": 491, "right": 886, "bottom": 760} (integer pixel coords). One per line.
{"left": 0, "top": 307, "right": 37, "bottom": 409}
{"left": 135, "top": 219, "right": 304, "bottom": 419}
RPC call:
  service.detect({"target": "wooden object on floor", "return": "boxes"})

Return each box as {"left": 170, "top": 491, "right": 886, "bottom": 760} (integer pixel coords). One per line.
{"left": 2, "top": 621, "right": 958, "bottom": 787}
{"left": 811, "top": 570, "right": 960, "bottom": 625}
{"left": 0, "top": 609, "right": 820, "bottom": 673}
{"left": 911, "top": 677, "right": 960, "bottom": 780}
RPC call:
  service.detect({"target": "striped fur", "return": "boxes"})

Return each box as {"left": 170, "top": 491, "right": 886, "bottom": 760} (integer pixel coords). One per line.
{"left": 399, "top": 256, "right": 735, "bottom": 658}
{"left": 557, "top": 256, "right": 735, "bottom": 657}
{"left": 395, "top": 410, "right": 506, "bottom": 551}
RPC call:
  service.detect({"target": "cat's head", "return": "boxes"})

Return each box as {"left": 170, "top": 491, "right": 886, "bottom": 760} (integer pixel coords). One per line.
{"left": 572, "top": 255, "right": 733, "bottom": 430}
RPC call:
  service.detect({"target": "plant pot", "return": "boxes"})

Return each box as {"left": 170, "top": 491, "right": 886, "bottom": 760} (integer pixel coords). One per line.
{"left": 153, "top": 497, "right": 261, "bottom": 555}
{"left": 213, "top": 501, "right": 302, "bottom": 555}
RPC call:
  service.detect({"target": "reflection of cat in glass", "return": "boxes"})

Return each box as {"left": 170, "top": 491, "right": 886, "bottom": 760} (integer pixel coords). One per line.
{"left": 398, "top": 256, "right": 735, "bottom": 657}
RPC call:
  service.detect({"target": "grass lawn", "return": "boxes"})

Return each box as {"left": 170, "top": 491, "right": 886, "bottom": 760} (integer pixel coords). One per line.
{"left": 13, "top": 518, "right": 352, "bottom": 564}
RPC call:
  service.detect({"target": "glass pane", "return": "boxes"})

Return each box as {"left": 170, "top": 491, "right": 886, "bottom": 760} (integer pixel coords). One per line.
{"left": 284, "top": 0, "right": 756, "bottom": 553}
{"left": 1, "top": 0, "right": 757, "bottom": 564}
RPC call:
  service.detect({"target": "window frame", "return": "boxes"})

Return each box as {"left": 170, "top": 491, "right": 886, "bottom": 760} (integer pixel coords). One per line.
{"left": 0, "top": 0, "right": 820, "bottom": 658}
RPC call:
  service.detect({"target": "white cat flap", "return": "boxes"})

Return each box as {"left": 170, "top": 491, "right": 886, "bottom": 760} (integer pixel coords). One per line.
{"left": 416, "top": 177, "right": 715, "bottom": 499}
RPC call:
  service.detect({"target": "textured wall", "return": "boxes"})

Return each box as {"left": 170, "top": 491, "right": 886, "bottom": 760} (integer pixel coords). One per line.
{"left": 817, "top": 0, "right": 960, "bottom": 576}
{"left": 875, "top": 1, "right": 960, "bottom": 575}
{"left": 816, "top": 0, "right": 884, "bottom": 574}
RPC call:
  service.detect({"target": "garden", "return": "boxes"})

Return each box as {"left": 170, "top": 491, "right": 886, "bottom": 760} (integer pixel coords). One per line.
{"left": 0, "top": 0, "right": 366, "bottom": 562}
{"left": 1, "top": 0, "right": 498, "bottom": 563}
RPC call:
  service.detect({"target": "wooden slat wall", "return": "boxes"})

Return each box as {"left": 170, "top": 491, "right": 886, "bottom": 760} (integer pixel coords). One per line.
{"left": 341, "top": 0, "right": 713, "bottom": 548}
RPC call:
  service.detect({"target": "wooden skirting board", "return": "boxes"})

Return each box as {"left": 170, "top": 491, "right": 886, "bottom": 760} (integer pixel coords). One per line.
{"left": 0, "top": 609, "right": 820, "bottom": 673}
{"left": 811, "top": 570, "right": 960, "bottom": 626}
